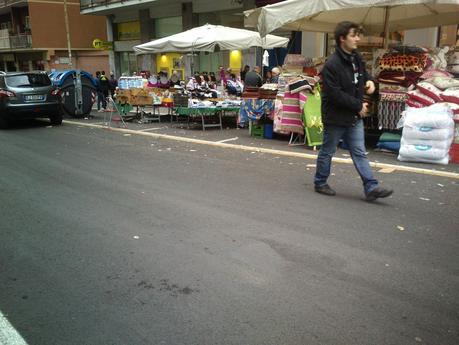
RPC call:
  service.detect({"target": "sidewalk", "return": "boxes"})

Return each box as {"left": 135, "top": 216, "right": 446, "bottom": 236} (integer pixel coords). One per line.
{"left": 65, "top": 108, "right": 459, "bottom": 176}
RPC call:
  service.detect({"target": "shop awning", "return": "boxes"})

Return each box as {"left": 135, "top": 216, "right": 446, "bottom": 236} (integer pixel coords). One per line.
{"left": 244, "top": 0, "right": 459, "bottom": 38}
{"left": 133, "top": 24, "right": 289, "bottom": 54}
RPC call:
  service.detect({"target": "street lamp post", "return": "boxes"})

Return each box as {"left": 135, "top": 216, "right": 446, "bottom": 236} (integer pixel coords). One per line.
{"left": 63, "top": 0, "right": 72, "bottom": 68}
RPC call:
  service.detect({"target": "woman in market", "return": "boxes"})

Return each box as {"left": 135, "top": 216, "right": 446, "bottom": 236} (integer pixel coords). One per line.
{"left": 264, "top": 70, "right": 273, "bottom": 84}
{"left": 271, "top": 67, "right": 281, "bottom": 83}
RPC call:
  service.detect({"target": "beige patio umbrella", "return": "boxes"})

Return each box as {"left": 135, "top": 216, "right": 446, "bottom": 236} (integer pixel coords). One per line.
{"left": 244, "top": 0, "right": 459, "bottom": 46}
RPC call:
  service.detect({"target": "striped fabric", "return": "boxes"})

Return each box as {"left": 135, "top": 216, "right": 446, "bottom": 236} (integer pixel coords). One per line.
{"left": 276, "top": 90, "right": 306, "bottom": 134}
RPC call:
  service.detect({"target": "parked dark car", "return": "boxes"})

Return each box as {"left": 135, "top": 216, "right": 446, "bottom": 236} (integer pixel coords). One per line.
{"left": 0, "top": 71, "right": 62, "bottom": 129}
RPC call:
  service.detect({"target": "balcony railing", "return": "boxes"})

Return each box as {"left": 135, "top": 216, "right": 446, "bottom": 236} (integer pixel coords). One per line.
{"left": 80, "top": 0, "right": 123, "bottom": 10}
{"left": 0, "top": 33, "right": 32, "bottom": 49}
{"left": 0, "top": 0, "right": 28, "bottom": 8}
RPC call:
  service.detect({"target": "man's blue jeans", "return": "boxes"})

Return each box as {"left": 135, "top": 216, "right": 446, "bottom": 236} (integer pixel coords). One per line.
{"left": 314, "top": 119, "right": 378, "bottom": 195}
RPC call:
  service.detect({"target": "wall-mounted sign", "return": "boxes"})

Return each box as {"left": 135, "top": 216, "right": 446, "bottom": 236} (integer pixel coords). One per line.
{"left": 93, "top": 38, "right": 113, "bottom": 50}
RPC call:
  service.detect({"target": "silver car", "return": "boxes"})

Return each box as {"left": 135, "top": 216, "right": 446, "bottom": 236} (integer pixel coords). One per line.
{"left": 0, "top": 71, "right": 62, "bottom": 129}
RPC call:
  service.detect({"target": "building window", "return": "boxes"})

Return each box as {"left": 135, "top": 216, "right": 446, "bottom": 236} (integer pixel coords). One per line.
{"left": 119, "top": 52, "right": 138, "bottom": 76}
{"left": 155, "top": 16, "right": 182, "bottom": 38}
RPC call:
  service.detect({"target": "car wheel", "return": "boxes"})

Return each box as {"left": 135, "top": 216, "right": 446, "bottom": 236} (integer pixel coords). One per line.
{"left": 0, "top": 116, "right": 9, "bottom": 129}
{"left": 49, "top": 113, "right": 63, "bottom": 126}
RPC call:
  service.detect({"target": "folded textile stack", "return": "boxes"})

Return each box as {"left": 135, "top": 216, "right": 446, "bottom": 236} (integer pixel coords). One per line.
{"left": 398, "top": 103, "right": 455, "bottom": 165}
{"left": 446, "top": 50, "right": 459, "bottom": 77}
{"left": 283, "top": 54, "right": 312, "bottom": 74}
{"left": 242, "top": 86, "right": 259, "bottom": 99}
{"left": 376, "top": 132, "right": 402, "bottom": 153}
{"left": 273, "top": 76, "right": 322, "bottom": 138}
{"left": 406, "top": 74, "right": 459, "bottom": 116}
{"left": 259, "top": 83, "right": 278, "bottom": 99}
{"left": 376, "top": 46, "right": 447, "bottom": 130}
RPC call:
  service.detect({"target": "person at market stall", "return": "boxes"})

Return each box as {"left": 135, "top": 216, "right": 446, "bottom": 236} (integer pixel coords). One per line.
{"left": 314, "top": 21, "right": 393, "bottom": 202}
{"left": 169, "top": 70, "right": 180, "bottom": 86}
{"left": 264, "top": 70, "right": 273, "bottom": 84}
{"left": 271, "top": 67, "right": 280, "bottom": 83}
{"left": 98, "top": 71, "right": 109, "bottom": 112}
{"left": 218, "top": 66, "right": 227, "bottom": 87}
{"left": 240, "top": 65, "right": 250, "bottom": 83}
{"left": 244, "top": 66, "right": 263, "bottom": 87}
{"left": 226, "top": 73, "right": 243, "bottom": 96}
{"left": 108, "top": 73, "right": 117, "bottom": 98}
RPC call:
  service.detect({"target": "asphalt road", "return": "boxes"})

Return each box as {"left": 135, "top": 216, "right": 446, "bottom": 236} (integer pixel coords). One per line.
{"left": 1, "top": 121, "right": 458, "bottom": 345}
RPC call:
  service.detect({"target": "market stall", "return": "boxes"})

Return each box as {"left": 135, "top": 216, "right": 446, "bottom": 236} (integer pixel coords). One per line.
{"left": 243, "top": 0, "right": 459, "bottom": 164}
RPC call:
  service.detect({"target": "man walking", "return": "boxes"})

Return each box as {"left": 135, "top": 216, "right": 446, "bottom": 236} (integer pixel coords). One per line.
{"left": 98, "top": 71, "right": 109, "bottom": 111}
{"left": 314, "top": 21, "right": 393, "bottom": 202}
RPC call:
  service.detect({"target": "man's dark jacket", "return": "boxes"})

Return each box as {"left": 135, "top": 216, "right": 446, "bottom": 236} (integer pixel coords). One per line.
{"left": 244, "top": 71, "right": 262, "bottom": 87}
{"left": 320, "top": 47, "right": 372, "bottom": 127}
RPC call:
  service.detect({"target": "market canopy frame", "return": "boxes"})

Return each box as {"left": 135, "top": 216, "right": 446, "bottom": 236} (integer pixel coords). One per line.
{"left": 133, "top": 24, "right": 290, "bottom": 54}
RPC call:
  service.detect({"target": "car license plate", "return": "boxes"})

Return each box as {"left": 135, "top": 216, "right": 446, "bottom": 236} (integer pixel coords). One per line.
{"left": 25, "top": 94, "right": 45, "bottom": 101}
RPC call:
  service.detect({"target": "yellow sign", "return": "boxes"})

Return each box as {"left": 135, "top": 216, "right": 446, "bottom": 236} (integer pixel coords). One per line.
{"left": 117, "top": 21, "right": 141, "bottom": 41}
{"left": 92, "top": 39, "right": 113, "bottom": 50}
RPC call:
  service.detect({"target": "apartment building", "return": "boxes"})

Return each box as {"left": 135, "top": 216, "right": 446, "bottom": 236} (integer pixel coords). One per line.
{"left": 0, "top": 0, "right": 109, "bottom": 74}
{"left": 79, "top": 0, "right": 278, "bottom": 77}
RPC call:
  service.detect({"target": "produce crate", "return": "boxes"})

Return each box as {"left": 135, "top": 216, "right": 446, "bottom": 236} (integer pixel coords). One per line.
{"left": 249, "top": 121, "right": 264, "bottom": 138}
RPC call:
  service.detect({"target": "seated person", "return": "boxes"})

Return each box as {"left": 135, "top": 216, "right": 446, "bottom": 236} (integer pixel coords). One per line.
{"left": 271, "top": 67, "right": 281, "bottom": 83}
{"left": 226, "top": 74, "right": 243, "bottom": 96}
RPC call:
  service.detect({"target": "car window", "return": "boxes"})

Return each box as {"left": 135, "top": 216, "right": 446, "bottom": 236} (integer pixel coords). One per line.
{"left": 0, "top": 76, "right": 5, "bottom": 88}
{"left": 5, "top": 74, "right": 51, "bottom": 88}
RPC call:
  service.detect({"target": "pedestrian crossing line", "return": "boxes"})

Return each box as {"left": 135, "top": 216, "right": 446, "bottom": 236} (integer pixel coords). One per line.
{"left": 62, "top": 120, "right": 459, "bottom": 180}
{"left": 0, "top": 310, "right": 28, "bottom": 345}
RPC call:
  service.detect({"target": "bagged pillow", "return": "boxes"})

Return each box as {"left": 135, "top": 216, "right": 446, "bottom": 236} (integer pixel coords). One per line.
{"left": 424, "top": 76, "right": 459, "bottom": 90}
{"left": 402, "top": 126, "right": 454, "bottom": 142}
{"left": 441, "top": 88, "right": 459, "bottom": 104}
{"left": 398, "top": 146, "right": 450, "bottom": 165}
{"left": 416, "top": 82, "right": 443, "bottom": 102}
{"left": 420, "top": 69, "right": 453, "bottom": 79}
{"left": 407, "top": 90, "right": 435, "bottom": 106}
{"left": 402, "top": 103, "right": 454, "bottom": 129}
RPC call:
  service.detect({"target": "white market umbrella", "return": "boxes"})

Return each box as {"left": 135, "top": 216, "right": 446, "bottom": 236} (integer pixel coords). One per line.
{"left": 244, "top": 0, "right": 459, "bottom": 42}
{"left": 133, "top": 24, "right": 289, "bottom": 54}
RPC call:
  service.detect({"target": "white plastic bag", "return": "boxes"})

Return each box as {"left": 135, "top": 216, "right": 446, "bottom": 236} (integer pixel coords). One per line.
{"left": 401, "top": 126, "right": 454, "bottom": 142}
{"left": 403, "top": 103, "right": 454, "bottom": 129}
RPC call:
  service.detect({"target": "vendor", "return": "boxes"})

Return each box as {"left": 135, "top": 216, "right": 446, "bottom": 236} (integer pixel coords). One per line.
{"left": 271, "top": 67, "right": 281, "bottom": 83}
{"left": 264, "top": 70, "right": 273, "bottom": 84}
{"left": 169, "top": 70, "right": 181, "bottom": 86}
{"left": 244, "top": 66, "right": 263, "bottom": 87}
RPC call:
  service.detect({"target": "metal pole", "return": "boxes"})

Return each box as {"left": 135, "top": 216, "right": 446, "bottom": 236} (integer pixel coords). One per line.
{"left": 383, "top": 6, "right": 391, "bottom": 49}
{"left": 64, "top": 0, "right": 73, "bottom": 68}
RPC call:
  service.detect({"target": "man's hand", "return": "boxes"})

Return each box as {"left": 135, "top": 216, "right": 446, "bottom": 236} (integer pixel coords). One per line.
{"left": 359, "top": 102, "right": 369, "bottom": 118}
{"left": 365, "top": 80, "right": 375, "bottom": 95}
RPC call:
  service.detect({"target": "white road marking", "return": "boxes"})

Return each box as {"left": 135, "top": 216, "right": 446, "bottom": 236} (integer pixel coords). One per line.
{"left": 138, "top": 127, "right": 162, "bottom": 132}
{"left": 217, "top": 137, "right": 239, "bottom": 143}
{"left": 62, "top": 120, "right": 459, "bottom": 180}
{"left": 0, "top": 311, "right": 28, "bottom": 345}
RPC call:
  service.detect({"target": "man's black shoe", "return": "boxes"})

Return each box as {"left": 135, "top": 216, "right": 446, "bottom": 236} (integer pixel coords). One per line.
{"left": 365, "top": 187, "right": 393, "bottom": 202}
{"left": 314, "top": 184, "right": 336, "bottom": 196}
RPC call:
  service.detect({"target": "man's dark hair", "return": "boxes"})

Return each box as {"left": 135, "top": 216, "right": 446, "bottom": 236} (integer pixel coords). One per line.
{"left": 334, "top": 21, "right": 362, "bottom": 46}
